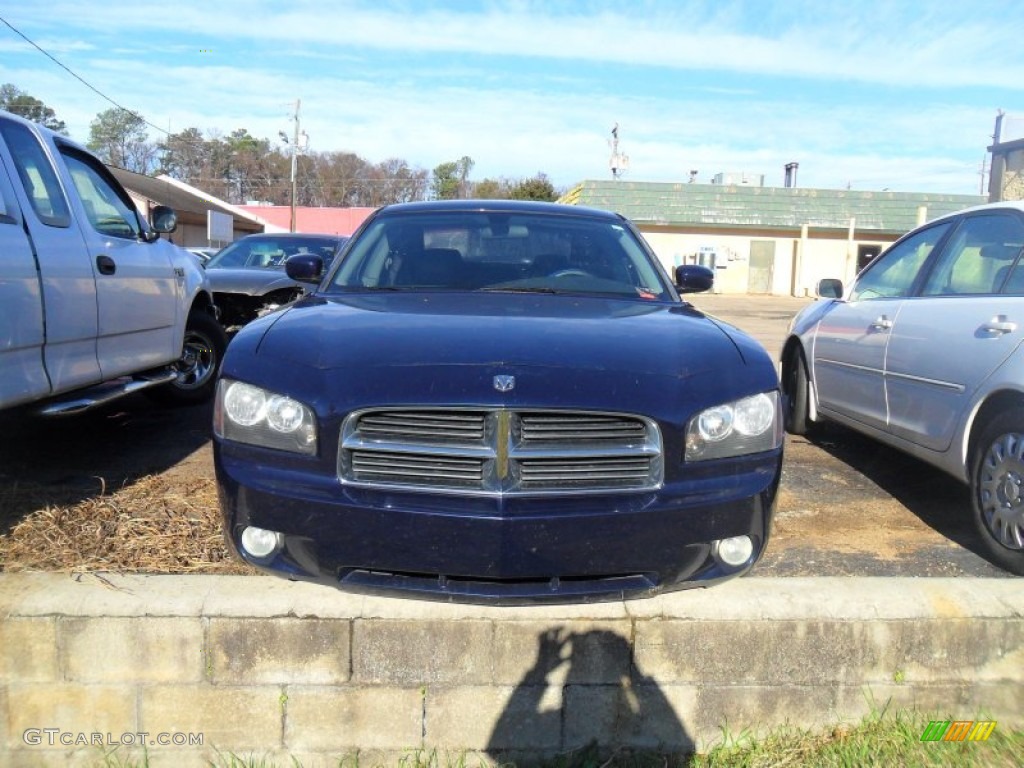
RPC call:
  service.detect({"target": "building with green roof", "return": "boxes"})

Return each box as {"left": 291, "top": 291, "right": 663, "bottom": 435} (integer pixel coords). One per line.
{"left": 560, "top": 179, "right": 984, "bottom": 295}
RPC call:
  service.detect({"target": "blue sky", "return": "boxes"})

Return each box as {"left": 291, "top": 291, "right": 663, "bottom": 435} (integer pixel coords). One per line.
{"left": 2, "top": 0, "right": 1023, "bottom": 195}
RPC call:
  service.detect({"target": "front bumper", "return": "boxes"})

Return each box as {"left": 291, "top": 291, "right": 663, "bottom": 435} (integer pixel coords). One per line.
{"left": 216, "top": 438, "right": 782, "bottom": 603}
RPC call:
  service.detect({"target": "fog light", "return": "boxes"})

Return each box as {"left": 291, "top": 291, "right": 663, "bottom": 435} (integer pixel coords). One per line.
{"left": 716, "top": 535, "right": 754, "bottom": 567}
{"left": 240, "top": 526, "right": 282, "bottom": 559}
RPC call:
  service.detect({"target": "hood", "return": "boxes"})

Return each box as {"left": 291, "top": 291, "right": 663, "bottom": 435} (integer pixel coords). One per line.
{"left": 225, "top": 292, "right": 777, "bottom": 416}
{"left": 205, "top": 266, "right": 300, "bottom": 296}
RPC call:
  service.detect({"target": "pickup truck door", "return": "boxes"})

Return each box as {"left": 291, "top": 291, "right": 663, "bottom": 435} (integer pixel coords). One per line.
{"left": 0, "top": 117, "right": 102, "bottom": 399}
{"left": 0, "top": 151, "right": 50, "bottom": 406}
{"left": 56, "top": 146, "right": 179, "bottom": 377}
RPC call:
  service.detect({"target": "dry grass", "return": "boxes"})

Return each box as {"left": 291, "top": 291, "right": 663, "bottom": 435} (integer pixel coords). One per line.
{"left": 0, "top": 473, "right": 252, "bottom": 574}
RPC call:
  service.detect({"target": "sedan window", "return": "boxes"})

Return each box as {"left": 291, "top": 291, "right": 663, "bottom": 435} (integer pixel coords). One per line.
{"left": 921, "top": 214, "right": 1024, "bottom": 297}
{"left": 849, "top": 221, "right": 950, "bottom": 301}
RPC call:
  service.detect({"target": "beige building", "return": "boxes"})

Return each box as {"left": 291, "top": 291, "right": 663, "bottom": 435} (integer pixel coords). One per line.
{"left": 561, "top": 180, "right": 984, "bottom": 296}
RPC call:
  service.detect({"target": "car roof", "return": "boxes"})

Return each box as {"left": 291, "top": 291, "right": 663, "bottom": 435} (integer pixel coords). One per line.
{"left": 375, "top": 199, "right": 624, "bottom": 222}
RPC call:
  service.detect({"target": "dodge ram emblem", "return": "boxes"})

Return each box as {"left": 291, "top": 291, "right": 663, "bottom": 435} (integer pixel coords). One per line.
{"left": 493, "top": 375, "right": 515, "bottom": 392}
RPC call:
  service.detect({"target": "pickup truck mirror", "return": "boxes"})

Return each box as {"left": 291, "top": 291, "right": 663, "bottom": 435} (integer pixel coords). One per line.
{"left": 286, "top": 253, "right": 325, "bottom": 284}
{"left": 674, "top": 264, "right": 714, "bottom": 294}
{"left": 817, "top": 278, "right": 843, "bottom": 299}
{"left": 150, "top": 205, "right": 178, "bottom": 234}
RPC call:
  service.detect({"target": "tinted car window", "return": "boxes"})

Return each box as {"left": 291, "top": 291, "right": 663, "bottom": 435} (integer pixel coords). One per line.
{"left": 849, "top": 221, "right": 950, "bottom": 301}
{"left": 327, "top": 211, "right": 671, "bottom": 299}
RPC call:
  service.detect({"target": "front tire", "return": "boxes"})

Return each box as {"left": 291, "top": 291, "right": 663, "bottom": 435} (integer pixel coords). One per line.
{"left": 783, "top": 346, "right": 812, "bottom": 436}
{"left": 151, "top": 310, "right": 227, "bottom": 405}
{"left": 970, "top": 410, "right": 1024, "bottom": 575}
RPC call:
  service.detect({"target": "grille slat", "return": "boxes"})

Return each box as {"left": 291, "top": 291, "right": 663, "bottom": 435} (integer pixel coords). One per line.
{"left": 342, "top": 409, "right": 661, "bottom": 494}
{"left": 357, "top": 411, "right": 486, "bottom": 443}
{"left": 520, "top": 413, "right": 647, "bottom": 443}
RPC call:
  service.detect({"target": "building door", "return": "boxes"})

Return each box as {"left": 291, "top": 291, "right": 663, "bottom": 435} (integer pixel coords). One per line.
{"left": 748, "top": 241, "right": 775, "bottom": 293}
{"left": 857, "top": 244, "right": 882, "bottom": 273}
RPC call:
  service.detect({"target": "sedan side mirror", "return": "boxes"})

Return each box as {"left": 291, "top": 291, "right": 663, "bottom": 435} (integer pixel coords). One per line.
{"left": 675, "top": 264, "right": 714, "bottom": 294}
{"left": 817, "top": 278, "right": 844, "bottom": 299}
{"left": 286, "top": 253, "right": 325, "bottom": 284}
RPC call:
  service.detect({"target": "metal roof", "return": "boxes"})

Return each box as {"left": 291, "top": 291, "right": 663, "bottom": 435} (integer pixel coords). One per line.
{"left": 560, "top": 180, "right": 985, "bottom": 235}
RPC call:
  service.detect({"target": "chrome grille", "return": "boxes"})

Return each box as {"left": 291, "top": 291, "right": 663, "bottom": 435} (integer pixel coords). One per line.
{"left": 340, "top": 408, "right": 662, "bottom": 495}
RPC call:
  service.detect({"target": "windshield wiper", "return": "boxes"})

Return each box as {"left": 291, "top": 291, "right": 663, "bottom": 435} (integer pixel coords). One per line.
{"left": 478, "top": 286, "right": 562, "bottom": 294}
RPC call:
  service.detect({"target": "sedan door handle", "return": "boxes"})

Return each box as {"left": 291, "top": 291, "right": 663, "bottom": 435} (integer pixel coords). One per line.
{"left": 982, "top": 315, "right": 1017, "bottom": 335}
{"left": 870, "top": 315, "right": 893, "bottom": 331}
{"left": 96, "top": 255, "right": 117, "bottom": 275}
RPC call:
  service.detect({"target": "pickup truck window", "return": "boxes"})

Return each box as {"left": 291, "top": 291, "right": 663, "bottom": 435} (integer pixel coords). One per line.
{"left": 0, "top": 119, "right": 71, "bottom": 228}
{"left": 61, "top": 151, "right": 141, "bottom": 239}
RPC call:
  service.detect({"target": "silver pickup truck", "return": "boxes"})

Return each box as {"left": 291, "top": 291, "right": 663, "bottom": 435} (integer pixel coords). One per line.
{"left": 0, "top": 110, "right": 225, "bottom": 415}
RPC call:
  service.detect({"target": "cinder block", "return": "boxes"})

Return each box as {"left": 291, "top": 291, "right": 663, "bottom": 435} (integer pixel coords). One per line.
{"left": 0, "top": 617, "right": 57, "bottom": 682}
{"left": 869, "top": 618, "right": 1024, "bottom": 684}
{"left": 564, "top": 683, "right": 697, "bottom": 751}
{"left": 426, "top": 685, "right": 562, "bottom": 750}
{"left": 492, "top": 621, "right": 632, "bottom": 685}
{"left": 634, "top": 619, "right": 878, "bottom": 684}
{"left": 4, "top": 684, "right": 136, "bottom": 751}
{"left": 59, "top": 617, "right": 203, "bottom": 683}
{"left": 208, "top": 617, "right": 350, "bottom": 684}
{"left": 139, "top": 685, "right": 282, "bottom": 751}
{"left": 691, "top": 684, "right": 838, "bottom": 746}
{"left": 353, "top": 620, "right": 492, "bottom": 684}
{"left": 285, "top": 685, "right": 423, "bottom": 751}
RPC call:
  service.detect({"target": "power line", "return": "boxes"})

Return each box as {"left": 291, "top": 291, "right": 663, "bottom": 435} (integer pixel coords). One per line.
{"left": 0, "top": 13, "right": 170, "bottom": 139}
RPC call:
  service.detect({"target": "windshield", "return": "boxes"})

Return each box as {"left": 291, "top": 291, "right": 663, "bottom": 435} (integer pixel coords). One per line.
{"left": 207, "top": 235, "right": 342, "bottom": 269}
{"left": 326, "top": 211, "right": 672, "bottom": 299}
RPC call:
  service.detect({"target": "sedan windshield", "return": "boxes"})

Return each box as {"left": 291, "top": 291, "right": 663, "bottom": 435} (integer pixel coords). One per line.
{"left": 207, "top": 236, "right": 342, "bottom": 269}
{"left": 326, "top": 211, "right": 672, "bottom": 299}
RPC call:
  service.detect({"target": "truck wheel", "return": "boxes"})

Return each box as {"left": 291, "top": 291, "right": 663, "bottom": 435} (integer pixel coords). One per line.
{"left": 151, "top": 311, "right": 226, "bottom": 405}
{"left": 970, "top": 409, "right": 1024, "bottom": 576}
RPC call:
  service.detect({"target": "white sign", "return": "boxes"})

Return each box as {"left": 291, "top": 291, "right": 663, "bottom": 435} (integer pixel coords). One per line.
{"left": 207, "top": 211, "right": 233, "bottom": 244}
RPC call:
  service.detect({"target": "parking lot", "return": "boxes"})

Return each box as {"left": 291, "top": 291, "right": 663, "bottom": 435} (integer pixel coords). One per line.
{"left": 0, "top": 293, "right": 1010, "bottom": 579}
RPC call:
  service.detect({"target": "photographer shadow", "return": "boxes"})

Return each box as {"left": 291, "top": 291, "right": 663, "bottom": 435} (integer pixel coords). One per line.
{"left": 487, "top": 626, "right": 693, "bottom": 765}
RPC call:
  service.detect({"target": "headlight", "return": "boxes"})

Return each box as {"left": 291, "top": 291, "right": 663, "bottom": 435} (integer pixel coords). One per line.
{"left": 214, "top": 380, "right": 317, "bottom": 455}
{"left": 685, "top": 391, "right": 781, "bottom": 461}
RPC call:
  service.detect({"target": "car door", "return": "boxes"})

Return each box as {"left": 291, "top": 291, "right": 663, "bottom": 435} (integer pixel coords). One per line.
{"left": 885, "top": 211, "right": 1024, "bottom": 451}
{"left": 812, "top": 220, "right": 952, "bottom": 432}
{"left": 56, "top": 146, "right": 179, "bottom": 378}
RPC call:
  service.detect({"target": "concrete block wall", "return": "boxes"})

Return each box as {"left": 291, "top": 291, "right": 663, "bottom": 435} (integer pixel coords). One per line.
{"left": 1, "top": 574, "right": 1021, "bottom": 767}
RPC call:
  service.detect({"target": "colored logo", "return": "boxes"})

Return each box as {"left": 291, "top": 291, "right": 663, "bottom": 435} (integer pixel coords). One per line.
{"left": 920, "top": 720, "right": 996, "bottom": 742}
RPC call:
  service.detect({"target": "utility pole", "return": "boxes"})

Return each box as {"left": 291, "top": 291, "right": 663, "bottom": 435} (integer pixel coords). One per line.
{"left": 290, "top": 99, "right": 301, "bottom": 232}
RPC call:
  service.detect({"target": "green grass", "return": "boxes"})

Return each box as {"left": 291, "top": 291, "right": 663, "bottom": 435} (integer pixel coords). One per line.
{"left": 87, "top": 708, "right": 1024, "bottom": 768}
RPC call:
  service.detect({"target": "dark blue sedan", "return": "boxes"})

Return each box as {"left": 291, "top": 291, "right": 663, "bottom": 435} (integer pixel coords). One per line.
{"left": 213, "top": 200, "right": 783, "bottom": 602}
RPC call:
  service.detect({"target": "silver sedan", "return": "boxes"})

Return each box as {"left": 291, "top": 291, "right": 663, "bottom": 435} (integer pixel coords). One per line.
{"left": 781, "top": 201, "right": 1024, "bottom": 576}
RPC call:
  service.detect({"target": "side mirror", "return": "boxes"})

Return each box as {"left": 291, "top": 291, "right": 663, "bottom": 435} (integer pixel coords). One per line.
{"left": 675, "top": 264, "right": 714, "bottom": 294}
{"left": 150, "top": 205, "right": 178, "bottom": 233}
{"left": 286, "top": 253, "right": 325, "bottom": 285}
{"left": 817, "top": 278, "right": 844, "bottom": 299}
